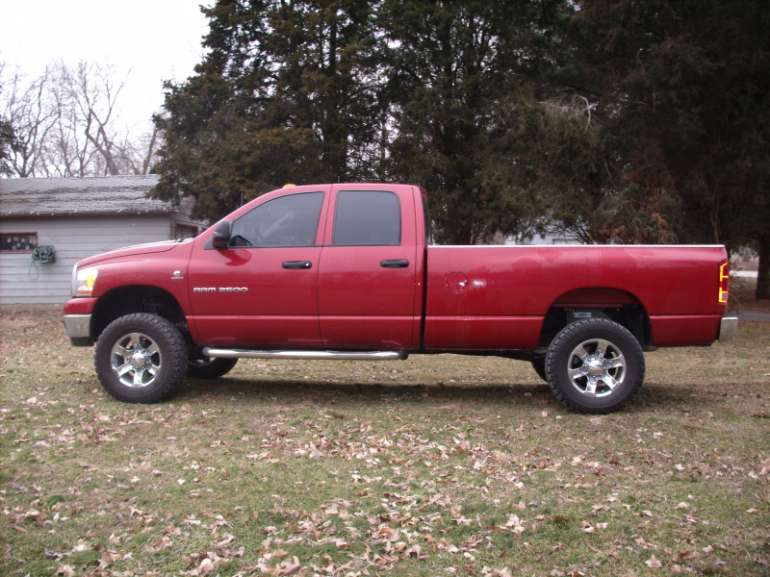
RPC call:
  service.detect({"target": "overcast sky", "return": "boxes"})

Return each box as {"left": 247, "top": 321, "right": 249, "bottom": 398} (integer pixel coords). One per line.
{"left": 0, "top": 0, "right": 211, "bottom": 135}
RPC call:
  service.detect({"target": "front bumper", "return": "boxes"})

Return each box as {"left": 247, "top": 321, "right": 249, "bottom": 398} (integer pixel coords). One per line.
{"left": 63, "top": 314, "right": 92, "bottom": 346}
{"left": 718, "top": 316, "right": 738, "bottom": 342}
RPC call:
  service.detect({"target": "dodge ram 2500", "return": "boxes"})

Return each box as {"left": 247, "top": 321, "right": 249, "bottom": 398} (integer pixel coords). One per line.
{"left": 63, "top": 183, "right": 737, "bottom": 413}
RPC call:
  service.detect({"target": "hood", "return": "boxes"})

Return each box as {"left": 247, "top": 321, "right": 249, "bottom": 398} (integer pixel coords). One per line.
{"left": 77, "top": 238, "right": 192, "bottom": 267}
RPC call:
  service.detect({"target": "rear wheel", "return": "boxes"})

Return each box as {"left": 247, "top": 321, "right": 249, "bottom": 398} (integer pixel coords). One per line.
{"left": 95, "top": 313, "right": 187, "bottom": 403}
{"left": 545, "top": 318, "right": 644, "bottom": 413}
{"left": 187, "top": 356, "right": 238, "bottom": 379}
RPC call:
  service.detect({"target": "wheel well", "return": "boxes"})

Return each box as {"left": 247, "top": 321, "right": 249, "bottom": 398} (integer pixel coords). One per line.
{"left": 538, "top": 288, "right": 651, "bottom": 348}
{"left": 91, "top": 286, "right": 187, "bottom": 341}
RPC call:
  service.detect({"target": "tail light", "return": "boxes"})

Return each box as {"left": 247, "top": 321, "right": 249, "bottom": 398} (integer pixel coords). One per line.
{"left": 718, "top": 261, "right": 729, "bottom": 304}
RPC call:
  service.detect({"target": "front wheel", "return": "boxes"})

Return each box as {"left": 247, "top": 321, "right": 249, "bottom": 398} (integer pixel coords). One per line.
{"left": 545, "top": 318, "right": 644, "bottom": 413}
{"left": 95, "top": 313, "right": 188, "bottom": 403}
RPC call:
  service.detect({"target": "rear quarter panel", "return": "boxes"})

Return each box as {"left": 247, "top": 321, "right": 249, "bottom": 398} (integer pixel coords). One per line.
{"left": 425, "top": 245, "right": 727, "bottom": 350}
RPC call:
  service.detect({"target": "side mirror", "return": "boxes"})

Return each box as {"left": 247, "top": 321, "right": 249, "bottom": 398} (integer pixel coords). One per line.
{"left": 212, "top": 221, "right": 231, "bottom": 250}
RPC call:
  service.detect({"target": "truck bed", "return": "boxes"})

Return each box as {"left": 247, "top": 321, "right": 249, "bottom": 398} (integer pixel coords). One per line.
{"left": 424, "top": 244, "right": 727, "bottom": 350}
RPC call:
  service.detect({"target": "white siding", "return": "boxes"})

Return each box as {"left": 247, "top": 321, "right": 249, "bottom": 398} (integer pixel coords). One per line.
{"left": 0, "top": 216, "right": 172, "bottom": 304}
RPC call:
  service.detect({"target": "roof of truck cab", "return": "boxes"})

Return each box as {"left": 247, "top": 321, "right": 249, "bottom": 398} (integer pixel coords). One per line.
{"left": 279, "top": 183, "right": 417, "bottom": 189}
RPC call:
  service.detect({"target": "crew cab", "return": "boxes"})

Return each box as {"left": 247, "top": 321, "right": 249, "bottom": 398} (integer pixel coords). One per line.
{"left": 63, "top": 183, "right": 737, "bottom": 413}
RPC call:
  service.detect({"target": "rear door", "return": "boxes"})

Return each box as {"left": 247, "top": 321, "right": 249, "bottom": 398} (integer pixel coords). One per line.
{"left": 187, "top": 186, "right": 328, "bottom": 347}
{"left": 317, "top": 185, "right": 418, "bottom": 349}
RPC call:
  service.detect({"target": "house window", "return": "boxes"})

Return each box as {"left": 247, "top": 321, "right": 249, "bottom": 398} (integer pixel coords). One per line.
{"left": 0, "top": 233, "right": 38, "bottom": 253}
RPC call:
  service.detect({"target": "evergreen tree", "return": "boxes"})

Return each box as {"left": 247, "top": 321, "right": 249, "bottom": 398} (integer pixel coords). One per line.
{"left": 571, "top": 0, "right": 770, "bottom": 296}
{"left": 380, "top": 0, "right": 577, "bottom": 243}
{"left": 153, "top": 0, "right": 581, "bottom": 243}
{"left": 151, "top": 0, "right": 770, "bottom": 299}
{"left": 153, "top": 0, "right": 381, "bottom": 220}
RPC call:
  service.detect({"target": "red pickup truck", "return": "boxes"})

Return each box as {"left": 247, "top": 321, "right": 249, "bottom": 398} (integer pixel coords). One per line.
{"left": 63, "top": 183, "right": 736, "bottom": 413}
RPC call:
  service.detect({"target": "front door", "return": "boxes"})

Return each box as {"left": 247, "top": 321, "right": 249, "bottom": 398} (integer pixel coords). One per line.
{"left": 317, "top": 185, "right": 418, "bottom": 349}
{"left": 188, "top": 187, "right": 328, "bottom": 347}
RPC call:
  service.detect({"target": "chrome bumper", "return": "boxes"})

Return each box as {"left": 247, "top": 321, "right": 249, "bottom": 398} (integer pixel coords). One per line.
{"left": 63, "top": 314, "right": 91, "bottom": 339}
{"left": 719, "top": 316, "right": 738, "bottom": 342}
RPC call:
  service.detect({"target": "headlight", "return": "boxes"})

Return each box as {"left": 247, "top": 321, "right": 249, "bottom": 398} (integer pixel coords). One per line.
{"left": 73, "top": 267, "right": 99, "bottom": 297}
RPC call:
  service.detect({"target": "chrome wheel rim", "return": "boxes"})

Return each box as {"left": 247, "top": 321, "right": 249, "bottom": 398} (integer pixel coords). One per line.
{"left": 110, "top": 332, "right": 161, "bottom": 388}
{"left": 567, "top": 338, "right": 626, "bottom": 397}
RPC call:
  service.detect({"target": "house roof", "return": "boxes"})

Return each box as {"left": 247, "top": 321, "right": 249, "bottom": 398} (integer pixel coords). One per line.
{"left": 0, "top": 175, "right": 189, "bottom": 218}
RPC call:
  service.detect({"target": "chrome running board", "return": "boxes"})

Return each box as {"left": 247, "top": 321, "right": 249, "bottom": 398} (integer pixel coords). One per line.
{"left": 202, "top": 348, "right": 407, "bottom": 361}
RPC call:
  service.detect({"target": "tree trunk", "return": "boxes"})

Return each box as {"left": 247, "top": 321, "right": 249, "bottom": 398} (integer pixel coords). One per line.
{"left": 757, "top": 234, "right": 770, "bottom": 300}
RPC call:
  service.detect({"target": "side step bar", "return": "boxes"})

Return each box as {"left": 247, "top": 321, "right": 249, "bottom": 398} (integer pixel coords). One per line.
{"left": 202, "top": 347, "right": 407, "bottom": 361}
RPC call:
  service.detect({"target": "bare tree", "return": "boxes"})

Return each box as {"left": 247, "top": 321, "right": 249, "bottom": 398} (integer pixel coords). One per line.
{"left": 0, "top": 61, "right": 158, "bottom": 178}
{"left": 111, "top": 124, "right": 161, "bottom": 175}
{"left": 66, "top": 62, "right": 125, "bottom": 175}
{"left": 0, "top": 61, "right": 15, "bottom": 175}
{"left": 1, "top": 68, "right": 58, "bottom": 177}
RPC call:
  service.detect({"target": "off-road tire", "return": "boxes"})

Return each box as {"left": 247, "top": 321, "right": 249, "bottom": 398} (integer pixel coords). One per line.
{"left": 545, "top": 318, "right": 644, "bottom": 413}
{"left": 187, "top": 357, "right": 238, "bottom": 379}
{"left": 95, "top": 313, "right": 187, "bottom": 403}
{"left": 531, "top": 356, "right": 547, "bottom": 382}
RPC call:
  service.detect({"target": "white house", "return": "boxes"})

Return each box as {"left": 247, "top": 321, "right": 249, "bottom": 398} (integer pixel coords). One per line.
{"left": 0, "top": 175, "right": 202, "bottom": 304}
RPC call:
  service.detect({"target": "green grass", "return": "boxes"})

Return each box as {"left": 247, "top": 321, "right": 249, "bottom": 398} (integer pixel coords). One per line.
{"left": 1, "top": 307, "right": 768, "bottom": 576}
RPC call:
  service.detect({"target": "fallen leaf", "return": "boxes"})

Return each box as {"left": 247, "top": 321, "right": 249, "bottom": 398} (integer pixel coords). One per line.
{"left": 55, "top": 565, "right": 75, "bottom": 577}
{"left": 197, "top": 557, "right": 215, "bottom": 576}
{"left": 645, "top": 555, "right": 662, "bottom": 569}
{"left": 275, "top": 555, "right": 302, "bottom": 576}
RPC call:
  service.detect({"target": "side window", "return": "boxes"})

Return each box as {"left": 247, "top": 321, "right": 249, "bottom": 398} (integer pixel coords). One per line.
{"left": 333, "top": 190, "right": 401, "bottom": 246}
{"left": 230, "top": 192, "right": 323, "bottom": 247}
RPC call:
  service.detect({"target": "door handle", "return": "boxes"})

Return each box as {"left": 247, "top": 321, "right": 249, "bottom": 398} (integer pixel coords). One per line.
{"left": 282, "top": 260, "right": 312, "bottom": 269}
{"left": 380, "top": 259, "right": 409, "bottom": 268}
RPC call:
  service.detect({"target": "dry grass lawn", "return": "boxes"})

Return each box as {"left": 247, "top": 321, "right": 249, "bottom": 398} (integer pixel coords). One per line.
{"left": 1, "top": 307, "right": 768, "bottom": 577}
